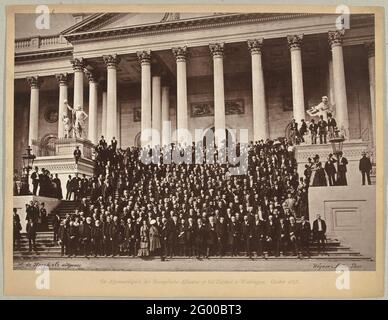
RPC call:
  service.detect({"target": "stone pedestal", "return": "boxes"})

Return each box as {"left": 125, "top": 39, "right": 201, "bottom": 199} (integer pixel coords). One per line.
{"left": 33, "top": 138, "right": 95, "bottom": 195}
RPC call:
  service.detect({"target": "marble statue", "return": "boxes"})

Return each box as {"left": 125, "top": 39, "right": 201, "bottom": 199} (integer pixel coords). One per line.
{"left": 64, "top": 100, "right": 88, "bottom": 139}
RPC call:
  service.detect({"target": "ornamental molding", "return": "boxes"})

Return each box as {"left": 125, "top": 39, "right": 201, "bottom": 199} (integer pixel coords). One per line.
{"left": 15, "top": 48, "right": 73, "bottom": 63}
{"left": 172, "top": 46, "right": 188, "bottom": 62}
{"left": 287, "top": 34, "right": 303, "bottom": 50}
{"left": 328, "top": 29, "right": 345, "bottom": 48}
{"left": 209, "top": 42, "right": 224, "bottom": 58}
{"left": 137, "top": 50, "right": 151, "bottom": 64}
{"left": 26, "top": 76, "right": 42, "bottom": 89}
{"left": 63, "top": 13, "right": 318, "bottom": 43}
{"left": 70, "top": 57, "right": 86, "bottom": 71}
{"left": 55, "top": 73, "right": 69, "bottom": 85}
{"left": 247, "top": 38, "right": 264, "bottom": 55}
{"left": 103, "top": 54, "right": 121, "bottom": 68}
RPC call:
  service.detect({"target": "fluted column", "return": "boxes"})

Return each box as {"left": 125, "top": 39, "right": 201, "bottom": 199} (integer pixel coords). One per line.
{"left": 55, "top": 73, "right": 68, "bottom": 138}
{"left": 137, "top": 50, "right": 152, "bottom": 147}
{"left": 161, "top": 86, "right": 171, "bottom": 147}
{"left": 327, "top": 57, "right": 335, "bottom": 109}
{"left": 151, "top": 75, "right": 162, "bottom": 147}
{"left": 248, "top": 38, "right": 268, "bottom": 141}
{"left": 103, "top": 54, "right": 120, "bottom": 144}
{"left": 366, "top": 41, "right": 375, "bottom": 149}
{"left": 209, "top": 43, "right": 226, "bottom": 146}
{"left": 328, "top": 30, "right": 349, "bottom": 137}
{"left": 70, "top": 58, "right": 85, "bottom": 111}
{"left": 172, "top": 46, "right": 189, "bottom": 145}
{"left": 101, "top": 89, "right": 107, "bottom": 139}
{"left": 287, "top": 35, "right": 305, "bottom": 124}
{"left": 27, "top": 76, "right": 42, "bottom": 146}
{"left": 85, "top": 70, "right": 98, "bottom": 144}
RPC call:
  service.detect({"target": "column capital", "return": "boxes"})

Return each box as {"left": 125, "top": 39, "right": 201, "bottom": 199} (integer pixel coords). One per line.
{"left": 247, "top": 38, "right": 264, "bottom": 55}
{"left": 172, "top": 46, "right": 188, "bottom": 62}
{"left": 209, "top": 42, "right": 224, "bottom": 58}
{"left": 287, "top": 34, "right": 303, "bottom": 51}
{"left": 137, "top": 50, "right": 151, "bottom": 65}
{"left": 70, "top": 58, "right": 86, "bottom": 72}
{"left": 103, "top": 54, "right": 121, "bottom": 69}
{"left": 365, "top": 41, "right": 375, "bottom": 58}
{"left": 55, "top": 73, "right": 69, "bottom": 86}
{"left": 328, "top": 29, "right": 345, "bottom": 48}
{"left": 26, "top": 76, "right": 42, "bottom": 89}
{"left": 84, "top": 69, "right": 98, "bottom": 83}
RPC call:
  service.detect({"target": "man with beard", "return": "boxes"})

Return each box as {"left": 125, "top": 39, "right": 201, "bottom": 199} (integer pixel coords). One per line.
{"left": 92, "top": 220, "right": 104, "bottom": 257}
{"left": 124, "top": 218, "right": 137, "bottom": 257}
{"left": 206, "top": 216, "right": 218, "bottom": 258}
{"left": 216, "top": 216, "right": 228, "bottom": 257}
{"left": 241, "top": 215, "right": 254, "bottom": 258}
{"left": 227, "top": 215, "right": 241, "bottom": 257}
{"left": 194, "top": 218, "right": 207, "bottom": 259}
{"left": 82, "top": 217, "right": 93, "bottom": 257}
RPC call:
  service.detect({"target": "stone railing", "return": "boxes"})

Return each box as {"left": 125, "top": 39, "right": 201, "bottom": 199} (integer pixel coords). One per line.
{"left": 32, "top": 137, "right": 94, "bottom": 160}
{"left": 15, "top": 34, "right": 71, "bottom": 51}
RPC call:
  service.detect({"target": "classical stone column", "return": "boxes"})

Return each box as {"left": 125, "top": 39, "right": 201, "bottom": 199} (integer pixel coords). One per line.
{"left": 101, "top": 88, "right": 107, "bottom": 139}
{"left": 366, "top": 41, "right": 375, "bottom": 149}
{"left": 161, "top": 86, "right": 171, "bottom": 147}
{"left": 327, "top": 57, "right": 335, "bottom": 109}
{"left": 103, "top": 54, "right": 120, "bottom": 144}
{"left": 248, "top": 38, "right": 268, "bottom": 141}
{"left": 328, "top": 30, "right": 349, "bottom": 137}
{"left": 209, "top": 42, "right": 226, "bottom": 146}
{"left": 70, "top": 58, "right": 85, "bottom": 111}
{"left": 137, "top": 50, "right": 152, "bottom": 147}
{"left": 172, "top": 46, "right": 189, "bottom": 145}
{"left": 26, "top": 76, "right": 42, "bottom": 147}
{"left": 85, "top": 70, "right": 98, "bottom": 144}
{"left": 287, "top": 35, "right": 305, "bottom": 124}
{"left": 55, "top": 73, "right": 68, "bottom": 139}
{"left": 151, "top": 75, "right": 162, "bottom": 147}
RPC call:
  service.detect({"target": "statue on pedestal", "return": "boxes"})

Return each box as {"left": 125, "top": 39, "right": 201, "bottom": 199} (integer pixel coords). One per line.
{"left": 64, "top": 100, "right": 88, "bottom": 139}
{"left": 307, "top": 96, "right": 334, "bottom": 121}
{"left": 62, "top": 112, "right": 71, "bottom": 138}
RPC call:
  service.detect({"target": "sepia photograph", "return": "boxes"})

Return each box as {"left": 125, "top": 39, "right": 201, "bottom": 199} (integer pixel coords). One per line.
{"left": 4, "top": 3, "right": 385, "bottom": 298}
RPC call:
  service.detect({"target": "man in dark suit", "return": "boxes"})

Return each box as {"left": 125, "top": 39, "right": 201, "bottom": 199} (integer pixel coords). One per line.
{"left": 288, "top": 217, "right": 299, "bottom": 256}
{"left": 317, "top": 115, "right": 328, "bottom": 144}
{"left": 31, "top": 166, "right": 39, "bottom": 195}
{"left": 109, "top": 216, "right": 120, "bottom": 257}
{"left": 309, "top": 119, "right": 318, "bottom": 145}
{"left": 241, "top": 215, "right": 254, "bottom": 258}
{"left": 74, "top": 146, "right": 81, "bottom": 164}
{"left": 216, "top": 216, "right": 228, "bottom": 257}
{"left": 277, "top": 218, "right": 289, "bottom": 256}
{"left": 167, "top": 215, "right": 179, "bottom": 258}
{"left": 111, "top": 137, "right": 118, "bottom": 152}
{"left": 313, "top": 214, "right": 327, "bottom": 254}
{"left": 337, "top": 151, "right": 348, "bottom": 186}
{"left": 67, "top": 220, "right": 78, "bottom": 257}
{"left": 26, "top": 219, "right": 37, "bottom": 252}
{"left": 227, "top": 215, "right": 241, "bottom": 257}
{"left": 92, "top": 220, "right": 104, "bottom": 257}
{"left": 206, "top": 216, "right": 218, "bottom": 258}
{"left": 124, "top": 218, "right": 136, "bottom": 257}
{"left": 359, "top": 151, "right": 372, "bottom": 185}
{"left": 82, "top": 217, "right": 93, "bottom": 257}
{"left": 185, "top": 217, "right": 196, "bottom": 258}
{"left": 194, "top": 218, "right": 206, "bottom": 259}
{"left": 66, "top": 175, "right": 72, "bottom": 200}
{"left": 52, "top": 213, "right": 61, "bottom": 242}
{"left": 299, "top": 216, "right": 311, "bottom": 257}
{"left": 327, "top": 113, "right": 337, "bottom": 138}
{"left": 58, "top": 220, "right": 68, "bottom": 256}
{"left": 254, "top": 218, "right": 266, "bottom": 257}
{"left": 324, "top": 154, "right": 337, "bottom": 186}
{"left": 103, "top": 216, "right": 112, "bottom": 256}
{"left": 13, "top": 208, "right": 22, "bottom": 249}
{"left": 265, "top": 215, "right": 278, "bottom": 256}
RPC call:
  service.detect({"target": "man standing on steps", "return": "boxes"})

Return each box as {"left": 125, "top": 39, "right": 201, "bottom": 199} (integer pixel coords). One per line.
{"left": 313, "top": 214, "right": 327, "bottom": 255}
{"left": 31, "top": 166, "right": 39, "bottom": 196}
{"left": 66, "top": 175, "right": 72, "bottom": 200}
{"left": 299, "top": 216, "right": 311, "bottom": 257}
{"left": 359, "top": 151, "right": 372, "bottom": 185}
{"left": 52, "top": 212, "right": 61, "bottom": 243}
{"left": 26, "top": 219, "right": 37, "bottom": 253}
{"left": 58, "top": 220, "right": 68, "bottom": 256}
{"left": 74, "top": 146, "right": 81, "bottom": 164}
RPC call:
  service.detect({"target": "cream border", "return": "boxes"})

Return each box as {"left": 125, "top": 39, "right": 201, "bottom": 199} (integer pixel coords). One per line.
{"left": 4, "top": 4, "right": 385, "bottom": 298}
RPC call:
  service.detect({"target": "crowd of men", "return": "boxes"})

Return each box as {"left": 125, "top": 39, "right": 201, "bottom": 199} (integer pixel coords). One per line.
{"left": 39, "top": 136, "right": 324, "bottom": 259}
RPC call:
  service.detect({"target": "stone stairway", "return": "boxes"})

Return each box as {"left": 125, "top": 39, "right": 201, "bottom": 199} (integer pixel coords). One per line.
{"left": 46, "top": 200, "right": 79, "bottom": 231}
{"left": 14, "top": 234, "right": 372, "bottom": 260}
